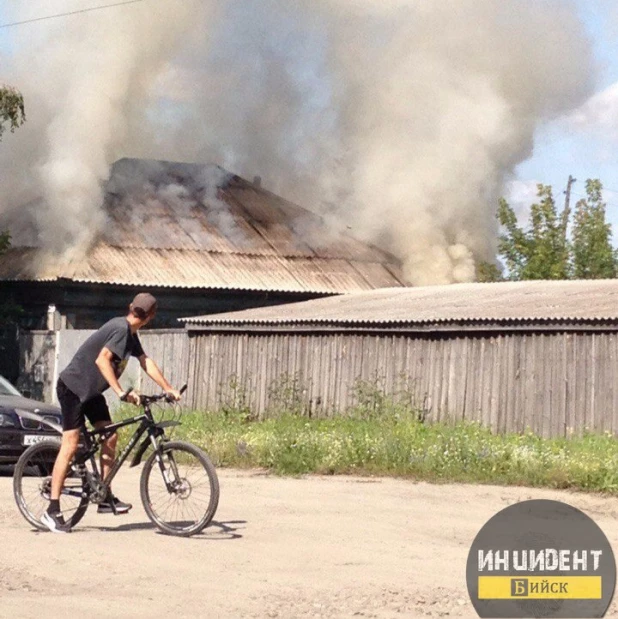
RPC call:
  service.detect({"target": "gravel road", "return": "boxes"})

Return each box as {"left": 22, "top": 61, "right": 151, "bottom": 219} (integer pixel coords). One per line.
{"left": 1, "top": 468, "right": 618, "bottom": 618}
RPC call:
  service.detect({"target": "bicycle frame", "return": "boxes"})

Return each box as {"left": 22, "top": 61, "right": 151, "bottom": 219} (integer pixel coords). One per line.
{"left": 74, "top": 403, "right": 177, "bottom": 505}
{"left": 13, "top": 383, "right": 220, "bottom": 537}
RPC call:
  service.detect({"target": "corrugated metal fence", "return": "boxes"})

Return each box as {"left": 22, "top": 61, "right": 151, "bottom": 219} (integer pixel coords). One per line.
{"left": 18, "top": 331, "right": 55, "bottom": 402}
{"left": 188, "top": 330, "right": 618, "bottom": 438}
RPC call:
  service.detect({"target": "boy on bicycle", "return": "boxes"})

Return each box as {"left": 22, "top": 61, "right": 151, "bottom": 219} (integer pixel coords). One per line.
{"left": 42, "top": 292, "right": 182, "bottom": 533}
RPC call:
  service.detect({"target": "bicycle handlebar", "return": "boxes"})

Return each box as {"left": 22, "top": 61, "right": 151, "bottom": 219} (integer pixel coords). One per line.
{"left": 121, "top": 383, "right": 188, "bottom": 405}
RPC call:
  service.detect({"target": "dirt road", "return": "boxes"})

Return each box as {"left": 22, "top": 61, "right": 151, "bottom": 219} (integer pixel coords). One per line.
{"left": 1, "top": 468, "right": 618, "bottom": 619}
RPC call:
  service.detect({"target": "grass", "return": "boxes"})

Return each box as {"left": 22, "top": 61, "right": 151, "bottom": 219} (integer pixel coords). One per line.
{"left": 113, "top": 404, "right": 618, "bottom": 494}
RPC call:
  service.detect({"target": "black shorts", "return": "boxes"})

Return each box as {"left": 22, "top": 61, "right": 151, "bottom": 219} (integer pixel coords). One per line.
{"left": 56, "top": 379, "right": 112, "bottom": 432}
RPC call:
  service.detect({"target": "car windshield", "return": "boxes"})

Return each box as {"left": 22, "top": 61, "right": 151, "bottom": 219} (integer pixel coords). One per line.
{"left": 0, "top": 375, "right": 21, "bottom": 397}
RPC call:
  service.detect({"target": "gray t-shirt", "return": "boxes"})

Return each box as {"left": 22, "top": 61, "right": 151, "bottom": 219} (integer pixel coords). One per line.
{"left": 60, "top": 317, "right": 145, "bottom": 402}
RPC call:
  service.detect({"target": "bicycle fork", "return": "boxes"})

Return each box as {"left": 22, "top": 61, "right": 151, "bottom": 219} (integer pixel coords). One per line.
{"left": 152, "top": 439, "right": 181, "bottom": 492}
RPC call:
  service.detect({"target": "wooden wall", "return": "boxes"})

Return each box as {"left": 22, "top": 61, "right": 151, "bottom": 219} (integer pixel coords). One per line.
{"left": 189, "top": 330, "right": 618, "bottom": 438}
{"left": 19, "top": 326, "right": 618, "bottom": 438}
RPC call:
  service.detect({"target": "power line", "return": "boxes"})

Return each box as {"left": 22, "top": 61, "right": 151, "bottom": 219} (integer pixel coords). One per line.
{"left": 0, "top": 0, "right": 149, "bottom": 29}
{"left": 571, "top": 188, "right": 618, "bottom": 197}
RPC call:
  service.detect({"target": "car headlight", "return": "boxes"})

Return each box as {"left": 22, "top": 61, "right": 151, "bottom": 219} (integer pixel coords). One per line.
{"left": 14, "top": 408, "right": 61, "bottom": 431}
{"left": 0, "top": 411, "right": 19, "bottom": 428}
{"left": 14, "top": 409, "right": 41, "bottom": 429}
{"left": 42, "top": 415, "right": 62, "bottom": 431}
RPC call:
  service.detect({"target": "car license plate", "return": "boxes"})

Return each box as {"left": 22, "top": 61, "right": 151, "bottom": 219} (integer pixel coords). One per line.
{"left": 23, "top": 435, "right": 47, "bottom": 446}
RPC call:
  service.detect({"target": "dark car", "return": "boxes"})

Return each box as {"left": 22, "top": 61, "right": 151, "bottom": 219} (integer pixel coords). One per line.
{"left": 0, "top": 375, "right": 63, "bottom": 464}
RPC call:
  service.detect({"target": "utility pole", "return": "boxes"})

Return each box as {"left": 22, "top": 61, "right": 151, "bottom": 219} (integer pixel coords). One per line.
{"left": 562, "top": 175, "right": 576, "bottom": 239}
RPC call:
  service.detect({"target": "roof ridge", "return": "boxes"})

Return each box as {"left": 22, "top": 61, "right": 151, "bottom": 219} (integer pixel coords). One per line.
{"left": 181, "top": 279, "right": 618, "bottom": 326}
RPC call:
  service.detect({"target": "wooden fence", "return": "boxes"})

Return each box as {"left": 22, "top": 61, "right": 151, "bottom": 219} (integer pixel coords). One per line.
{"left": 188, "top": 329, "right": 618, "bottom": 438}
{"left": 18, "top": 326, "right": 618, "bottom": 438}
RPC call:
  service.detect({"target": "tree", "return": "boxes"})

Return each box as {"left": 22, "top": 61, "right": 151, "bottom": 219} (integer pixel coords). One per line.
{"left": 0, "top": 85, "right": 26, "bottom": 141}
{"left": 0, "top": 230, "right": 9, "bottom": 254}
{"left": 497, "top": 184, "right": 570, "bottom": 280}
{"left": 572, "top": 179, "right": 617, "bottom": 279}
{"left": 0, "top": 87, "right": 25, "bottom": 327}
{"left": 476, "top": 260, "right": 503, "bottom": 283}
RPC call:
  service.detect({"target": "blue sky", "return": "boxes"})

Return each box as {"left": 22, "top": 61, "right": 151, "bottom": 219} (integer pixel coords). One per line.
{"left": 510, "top": 1, "right": 618, "bottom": 230}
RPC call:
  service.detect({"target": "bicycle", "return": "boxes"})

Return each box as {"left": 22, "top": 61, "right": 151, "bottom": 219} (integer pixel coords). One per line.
{"left": 13, "top": 385, "right": 220, "bottom": 537}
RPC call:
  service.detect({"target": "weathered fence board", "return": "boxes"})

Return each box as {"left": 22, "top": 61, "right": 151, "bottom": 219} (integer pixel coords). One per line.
{"left": 18, "top": 326, "right": 618, "bottom": 439}
{"left": 188, "top": 330, "right": 618, "bottom": 437}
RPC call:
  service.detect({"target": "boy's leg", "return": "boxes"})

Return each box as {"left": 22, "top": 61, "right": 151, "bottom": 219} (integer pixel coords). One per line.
{"left": 86, "top": 397, "right": 132, "bottom": 514}
{"left": 94, "top": 418, "right": 117, "bottom": 482}
{"left": 49, "top": 429, "right": 80, "bottom": 500}
{"left": 42, "top": 380, "right": 83, "bottom": 533}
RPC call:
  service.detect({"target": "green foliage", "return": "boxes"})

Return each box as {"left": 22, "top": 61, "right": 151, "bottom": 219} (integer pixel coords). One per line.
{"left": 266, "top": 372, "right": 307, "bottom": 417}
{"left": 0, "top": 230, "right": 9, "bottom": 254}
{"left": 350, "top": 375, "right": 390, "bottom": 419}
{"left": 0, "top": 85, "right": 26, "bottom": 141}
{"left": 572, "top": 180, "right": 617, "bottom": 279}
{"left": 496, "top": 179, "right": 618, "bottom": 281}
{"left": 476, "top": 261, "right": 503, "bottom": 282}
{"left": 217, "top": 374, "right": 256, "bottom": 422}
{"left": 0, "top": 86, "right": 25, "bottom": 326}
{"left": 348, "top": 373, "right": 428, "bottom": 422}
{"left": 208, "top": 371, "right": 430, "bottom": 423}
{"left": 498, "top": 185, "right": 570, "bottom": 280}
{"left": 133, "top": 409, "right": 618, "bottom": 492}
{"left": 114, "top": 378, "right": 618, "bottom": 492}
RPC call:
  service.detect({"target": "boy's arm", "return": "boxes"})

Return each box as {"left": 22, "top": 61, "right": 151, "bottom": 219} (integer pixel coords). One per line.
{"left": 138, "top": 354, "right": 181, "bottom": 400}
{"left": 95, "top": 347, "right": 140, "bottom": 404}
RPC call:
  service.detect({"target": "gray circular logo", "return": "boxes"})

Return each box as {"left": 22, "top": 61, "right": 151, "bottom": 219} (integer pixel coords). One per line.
{"left": 466, "top": 500, "right": 616, "bottom": 618}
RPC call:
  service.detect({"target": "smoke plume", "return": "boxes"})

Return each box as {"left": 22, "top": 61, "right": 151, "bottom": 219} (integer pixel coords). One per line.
{"left": 0, "top": 0, "right": 596, "bottom": 284}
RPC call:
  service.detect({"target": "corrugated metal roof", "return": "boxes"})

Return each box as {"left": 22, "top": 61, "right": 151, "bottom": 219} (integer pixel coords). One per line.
{"left": 98, "top": 159, "right": 400, "bottom": 263}
{"left": 182, "top": 279, "right": 618, "bottom": 326}
{"left": 0, "top": 158, "right": 405, "bottom": 293}
{"left": 0, "top": 246, "right": 402, "bottom": 293}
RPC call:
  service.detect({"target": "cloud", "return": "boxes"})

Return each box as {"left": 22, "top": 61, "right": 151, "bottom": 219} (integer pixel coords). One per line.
{"left": 567, "top": 81, "right": 618, "bottom": 142}
{"left": 505, "top": 179, "right": 541, "bottom": 225}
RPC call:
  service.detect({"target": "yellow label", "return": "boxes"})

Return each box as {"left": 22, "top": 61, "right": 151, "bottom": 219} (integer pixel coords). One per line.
{"left": 478, "top": 576, "right": 602, "bottom": 600}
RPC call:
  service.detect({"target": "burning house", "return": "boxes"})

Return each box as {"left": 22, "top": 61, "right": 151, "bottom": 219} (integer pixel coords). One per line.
{"left": 0, "top": 158, "right": 405, "bottom": 330}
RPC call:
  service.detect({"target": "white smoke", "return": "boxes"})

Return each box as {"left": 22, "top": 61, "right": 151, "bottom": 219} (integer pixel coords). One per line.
{"left": 0, "top": 0, "right": 596, "bottom": 284}
{"left": 0, "top": 0, "right": 212, "bottom": 254}
{"left": 104, "top": 158, "right": 243, "bottom": 247}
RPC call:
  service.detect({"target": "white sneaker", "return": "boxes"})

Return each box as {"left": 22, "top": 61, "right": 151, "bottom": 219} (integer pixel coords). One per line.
{"left": 41, "top": 511, "right": 71, "bottom": 533}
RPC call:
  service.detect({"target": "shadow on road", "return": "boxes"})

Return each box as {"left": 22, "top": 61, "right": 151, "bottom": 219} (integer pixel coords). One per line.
{"left": 83, "top": 519, "right": 247, "bottom": 540}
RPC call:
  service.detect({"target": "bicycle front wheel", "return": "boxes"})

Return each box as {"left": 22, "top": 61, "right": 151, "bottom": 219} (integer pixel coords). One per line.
{"left": 140, "top": 441, "right": 219, "bottom": 537}
{"left": 13, "top": 440, "right": 89, "bottom": 531}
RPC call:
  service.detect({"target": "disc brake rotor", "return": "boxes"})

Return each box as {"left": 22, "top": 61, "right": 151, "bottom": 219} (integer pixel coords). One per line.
{"left": 175, "top": 479, "right": 192, "bottom": 499}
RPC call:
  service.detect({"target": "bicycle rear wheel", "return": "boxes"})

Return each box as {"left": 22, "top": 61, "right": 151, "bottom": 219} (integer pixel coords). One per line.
{"left": 13, "top": 440, "right": 89, "bottom": 531}
{"left": 140, "top": 441, "right": 219, "bottom": 537}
